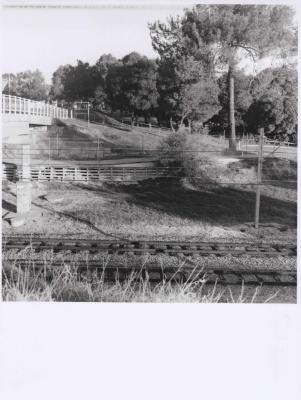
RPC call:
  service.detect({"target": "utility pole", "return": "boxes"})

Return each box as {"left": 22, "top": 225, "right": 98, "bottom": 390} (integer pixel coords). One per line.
{"left": 254, "top": 128, "right": 264, "bottom": 229}
{"left": 229, "top": 73, "right": 236, "bottom": 150}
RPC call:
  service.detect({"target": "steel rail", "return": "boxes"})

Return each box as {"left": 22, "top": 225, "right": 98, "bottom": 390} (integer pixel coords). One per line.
{"left": 2, "top": 236, "right": 297, "bottom": 257}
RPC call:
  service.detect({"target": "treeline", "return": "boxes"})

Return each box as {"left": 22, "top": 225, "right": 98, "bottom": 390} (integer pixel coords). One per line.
{"left": 48, "top": 55, "right": 297, "bottom": 142}
{"left": 2, "top": 5, "right": 297, "bottom": 142}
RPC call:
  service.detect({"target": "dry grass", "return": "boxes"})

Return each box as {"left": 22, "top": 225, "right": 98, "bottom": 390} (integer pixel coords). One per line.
{"left": 2, "top": 248, "right": 296, "bottom": 303}
{"left": 3, "top": 261, "right": 293, "bottom": 303}
{"left": 61, "top": 118, "right": 165, "bottom": 151}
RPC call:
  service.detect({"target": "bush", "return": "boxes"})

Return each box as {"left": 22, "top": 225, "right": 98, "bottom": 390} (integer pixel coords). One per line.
{"left": 158, "top": 129, "right": 220, "bottom": 180}
{"left": 158, "top": 130, "right": 258, "bottom": 186}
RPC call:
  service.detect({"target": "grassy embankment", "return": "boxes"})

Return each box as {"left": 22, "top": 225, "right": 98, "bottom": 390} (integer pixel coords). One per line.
{"left": 2, "top": 121, "right": 297, "bottom": 302}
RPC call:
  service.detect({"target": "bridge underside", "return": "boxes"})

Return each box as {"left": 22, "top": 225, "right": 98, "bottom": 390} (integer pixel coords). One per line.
{"left": 2, "top": 114, "right": 55, "bottom": 144}
{"left": 2, "top": 113, "right": 54, "bottom": 125}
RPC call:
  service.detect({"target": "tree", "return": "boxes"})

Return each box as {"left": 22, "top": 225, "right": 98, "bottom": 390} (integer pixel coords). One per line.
{"left": 209, "top": 70, "right": 253, "bottom": 134}
{"left": 50, "top": 60, "right": 98, "bottom": 102}
{"left": 173, "top": 57, "right": 220, "bottom": 130}
{"left": 93, "top": 54, "right": 119, "bottom": 108}
{"left": 64, "top": 60, "right": 99, "bottom": 101}
{"left": 150, "top": 28, "right": 220, "bottom": 130}
{"left": 150, "top": 5, "right": 297, "bottom": 148}
{"left": 2, "top": 73, "right": 17, "bottom": 95}
{"left": 106, "top": 53, "right": 159, "bottom": 121}
{"left": 2, "top": 70, "right": 48, "bottom": 100}
{"left": 246, "top": 66, "right": 297, "bottom": 141}
{"left": 49, "top": 65, "right": 72, "bottom": 101}
{"left": 95, "top": 54, "right": 118, "bottom": 77}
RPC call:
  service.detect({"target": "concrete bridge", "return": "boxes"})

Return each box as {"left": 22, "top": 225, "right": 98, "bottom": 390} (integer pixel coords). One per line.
{"left": 2, "top": 94, "right": 70, "bottom": 144}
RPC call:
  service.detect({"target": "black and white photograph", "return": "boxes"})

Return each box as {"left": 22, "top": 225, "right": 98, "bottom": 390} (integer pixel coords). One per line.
{"left": 1, "top": 2, "right": 300, "bottom": 400}
{"left": 1, "top": 1, "right": 298, "bottom": 304}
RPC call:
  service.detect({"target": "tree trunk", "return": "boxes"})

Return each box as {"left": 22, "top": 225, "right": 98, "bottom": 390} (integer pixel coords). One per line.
{"left": 144, "top": 111, "right": 148, "bottom": 124}
{"left": 170, "top": 117, "right": 176, "bottom": 133}
{"left": 187, "top": 119, "right": 192, "bottom": 133}
{"left": 228, "top": 65, "right": 236, "bottom": 150}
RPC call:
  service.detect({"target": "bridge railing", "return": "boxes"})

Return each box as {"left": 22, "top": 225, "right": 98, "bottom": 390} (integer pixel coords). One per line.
{"left": 1, "top": 94, "right": 69, "bottom": 119}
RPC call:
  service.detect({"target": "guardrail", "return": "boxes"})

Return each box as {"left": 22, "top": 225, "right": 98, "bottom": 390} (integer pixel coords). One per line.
{"left": 2, "top": 94, "right": 69, "bottom": 119}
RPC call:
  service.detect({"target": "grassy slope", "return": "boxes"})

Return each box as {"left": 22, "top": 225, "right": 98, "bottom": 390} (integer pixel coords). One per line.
{"left": 3, "top": 118, "right": 167, "bottom": 165}
{"left": 2, "top": 177, "right": 297, "bottom": 242}
{"left": 59, "top": 118, "right": 166, "bottom": 151}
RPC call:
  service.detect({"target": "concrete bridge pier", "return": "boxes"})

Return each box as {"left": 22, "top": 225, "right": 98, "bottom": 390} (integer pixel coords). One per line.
{"left": 12, "top": 144, "right": 32, "bottom": 228}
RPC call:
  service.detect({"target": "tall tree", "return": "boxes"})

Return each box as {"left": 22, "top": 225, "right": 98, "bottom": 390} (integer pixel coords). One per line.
{"left": 171, "top": 56, "right": 220, "bottom": 129}
{"left": 246, "top": 65, "right": 297, "bottom": 142}
{"left": 106, "top": 53, "right": 159, "bottom": 121}
{"left": 150, "top": 4, "right": 297, "bottom": 148}
{"left": 150, "top": 23, "right": 220, "bottom": 130}
{"left": 93, "top": 54, "right": 119, "bottom": 108}
{"left": 49, "top": 65, "right": 72, "bottom": 101}
{"left": 2, "top": 70, "right": 48, "bottom": 100}
{"left": 210, "top": 70, "right": 253, "bottom": 134}
{"left": 57, "top": 60, "right": 98, "bottom": 102}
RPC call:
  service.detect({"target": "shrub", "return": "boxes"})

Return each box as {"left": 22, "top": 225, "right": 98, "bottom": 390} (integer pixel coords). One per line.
{"left": 158, "top": 130, "right": 222, "bottom": 181}
{"left": 158, "top": 130, "right": 258, "bottom": 186}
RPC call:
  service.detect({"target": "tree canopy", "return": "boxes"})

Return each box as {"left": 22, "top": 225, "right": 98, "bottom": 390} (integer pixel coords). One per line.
{"left": 2, "top": 70, "right": 49, "bottom": 100}
{"left": 246, "top": 66, "right": 297, "bottom": 141}
{"left": 121, "top": 53, "right": 159, "bottom": 118}
{"left": 149, "top": 4, "right": 297, "bottom": 139}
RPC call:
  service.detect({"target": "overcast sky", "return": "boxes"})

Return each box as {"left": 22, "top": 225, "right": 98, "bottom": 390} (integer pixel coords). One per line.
{"left": 0, "top": 2, "right": 297, "bottom": 84}
{"left": 1, "top": 4, "right": 189, "bottom": 83}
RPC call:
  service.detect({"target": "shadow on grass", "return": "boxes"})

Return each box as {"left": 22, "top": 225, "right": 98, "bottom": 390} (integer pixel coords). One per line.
{"left": 2, "top": 199, "right": 16, "bottom": 214}
{"left": 107, "top": 179, "right": 297, "bottom": 227}
{"left": 31, "top": 199, "right": 129, "bottom": 241}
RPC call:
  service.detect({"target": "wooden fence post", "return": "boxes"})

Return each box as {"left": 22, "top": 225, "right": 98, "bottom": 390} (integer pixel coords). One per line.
{"left": 48, "top": 135, "right": 51, "bottom": 164}
{"left": 97, "top": 137, "right": 100, "bottom": 161}
{"left": 56, "top": 131, "right": 59, "bottom": 157}
{"left": 16, "top": 144, "right": 31, "bottom": 217}
{"left": 254, "top": 128, "right": 264, "bottom": 229}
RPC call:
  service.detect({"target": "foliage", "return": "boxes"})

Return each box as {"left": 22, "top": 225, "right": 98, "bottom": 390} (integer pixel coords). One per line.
{"left": 50, "top": 53, "right": 159, "bottom": 121}
{"left": 49, "top": 65, "right": 71, "bottom": 100}
{"left": 2, "top": 70, "right": 49, "bottom": 100}
{"left": 150, "top": 5, "right": 297, "bottom": 138}
{"left": 180, "top": 5, "right": 297, "bottom": 68}
{"left": 246, "top": 66, "right": 297, "bottom": 141}
{"left": 209, "top": 70, "right": 253, "bottom": 132}
{"left": 152, "top": 44, "right": 220, "bottom": 127}
{"left": 159, "top": 129, "right": 188, "bottom": 166}
{"left": 93, "top": 54, "right": 119, "bottom": 108}
{"left": 158, "top": 129, "right": 224, "bottom": 181}
{"left": 176, "top": 57, "right": 220, "bottom": 125}
{"left": 61, "top": 60, "right": 99, "bottom": 102}
{"left": 106, "top": 52, "right": 159, "bottom": 120}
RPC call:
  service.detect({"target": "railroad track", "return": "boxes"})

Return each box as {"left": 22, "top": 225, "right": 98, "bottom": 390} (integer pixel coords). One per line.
{"left": 2, "top": 259, "right": 297, "bottom": 286}
{"left": 2, "top": 236, "right": 297, "bottom": 257}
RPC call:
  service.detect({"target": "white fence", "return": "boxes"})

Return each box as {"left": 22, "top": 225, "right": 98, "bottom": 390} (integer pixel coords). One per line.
{"left": 239, "top": 137, "right": 296, "bottom": 147}
{"left": 2, "top": 164, "right": 183, "bottom": 182}
{"left": 2, "top": 94, "right": 69, "bottom": 119}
